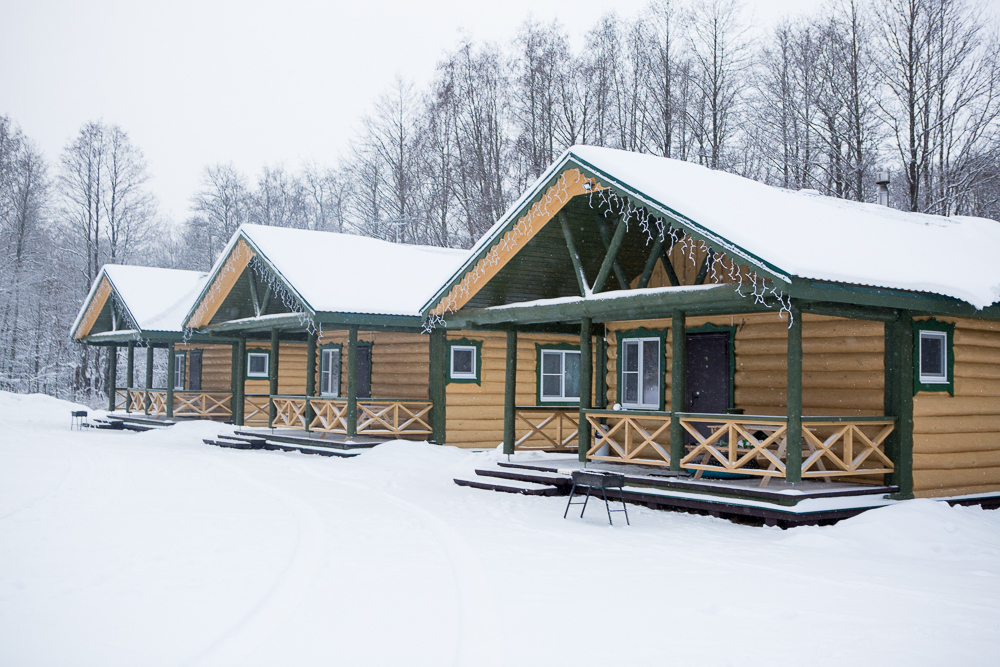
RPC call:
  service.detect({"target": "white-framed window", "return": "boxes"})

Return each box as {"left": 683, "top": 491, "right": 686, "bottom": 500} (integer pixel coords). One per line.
{"left": 919, "top": 330, "right": 949, "bottom": 384}
{"left": 540, "top": 349, "right": 581, "bottom": 402}
{"left": 320, "top": 348, "right": 341, "bottom": 396}
{"left": 173, "top": 352, "right": 185, "bottom": 390}
{"left": 247, "top": 351, "right": 269, "bottom": 378}
{"left": 621, "top": 337, "right": 660, "bottom": 409}
{"left": 450, "top": 345, "right": 477, "bottom": 380}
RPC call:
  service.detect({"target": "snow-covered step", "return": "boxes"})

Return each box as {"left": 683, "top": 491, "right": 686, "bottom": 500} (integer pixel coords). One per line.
{"left": 453, "top": 476, "right": 564, "bottom": 496}
{"left": 473, "top": 467, "right": 572, "bottom": 489}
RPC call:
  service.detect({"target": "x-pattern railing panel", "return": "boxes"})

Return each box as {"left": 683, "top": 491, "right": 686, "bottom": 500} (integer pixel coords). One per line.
{"left": 357, "top": 400, "right": 432, "bottom": 436}
{"left": 800, "top": 421, "right": 895, "bottom": 477}
{"left": 114, "top": 389, "right": 128, "bottom": 411}
{"left": 127, "top": 390, "right": 146, "bottom": 413}
{"left": 585, "top": 413, "right": 672, "bottom": 465}
{"left": 147, "top": 391, "right": 167, "bottom": 416}
{"left": 308, "top": 398, "right": 349, "bottom": 433}
{"left": 173, "top": 392, "right": 232, "bottom": 419}
{"left": 272, "top": 397, "right": 308, "bottom": 429}
{"left": 243, "top": 394, "right": 270, "bottom": 427}
{"left": 680, "top": 418, "right": 788, "bottom": 479}
{"left": 514, "top": 409, "right": 579, "bottom": 450}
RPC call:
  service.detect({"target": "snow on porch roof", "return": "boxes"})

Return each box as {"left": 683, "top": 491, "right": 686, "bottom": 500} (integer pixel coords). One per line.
{"left": 448, "top": 146, "right": 1000, "bottom": 311}
{"left": 239, "top": 225, "right": 469, "bottom": 317}
{"left": 72, "top": 265, "right": 209, "bottom": 336}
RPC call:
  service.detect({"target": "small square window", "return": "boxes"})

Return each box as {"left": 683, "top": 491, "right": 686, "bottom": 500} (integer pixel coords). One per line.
{"left": 247, "top": 352, "right": 269, "bottom": 378}
{"left": 919, "top": 331, "right": 948, "bottom": 384}
{"left": 451, "top": 346, "right": 477, "bottom": 379}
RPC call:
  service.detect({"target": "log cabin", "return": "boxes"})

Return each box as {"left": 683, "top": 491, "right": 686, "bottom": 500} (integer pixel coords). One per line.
{"left": 71, "top": 265, "right": 235, "bottom": 419}
{"left": 423, "top": 145, "right": 1000, "bottom": 503}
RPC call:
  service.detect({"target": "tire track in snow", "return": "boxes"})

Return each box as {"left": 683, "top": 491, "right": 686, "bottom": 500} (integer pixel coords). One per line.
{"left": 290, "top": 457, "right": 504, "bottom": 667}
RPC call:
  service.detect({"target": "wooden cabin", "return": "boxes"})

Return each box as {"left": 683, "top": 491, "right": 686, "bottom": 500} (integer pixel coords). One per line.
{"left": 72, "top": 265, "right": 235, "bottom": 419}
{"left": 422, "top": 146, "right": 1000, "bottom": 502}
{"left": 178, "top": 224, "right": 579, "bottom": 446}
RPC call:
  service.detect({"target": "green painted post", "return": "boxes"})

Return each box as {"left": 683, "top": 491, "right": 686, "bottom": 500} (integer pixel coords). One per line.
{"left": 592, "top": 216, "right": 629, "bottom": 293}
{"left": 230, "top": 342, "right": 239, "bottom": 424}
{"left": 578, "top": 317, "right": 593, "bottom": 462}
{"left": 670, "top": 310, "right": 686, "bottom": 470}
{"left": 429, "top": 328, "right": 447, "bottom": 444}
{"left": 884, "top": 313, "right": 914, "bottom": 498}
{"left": 166, "top": 343, "right": 175, "bottom": 419}
{"left": 558, "top": 211, "right": 589, "bottom": 297}
{"left": 786, "top": 301, "right": 803, "bottom": 484}
{"left": 236, "top": 336, "right": 247, "bottom": 426}
{"left": 144, "top": 345, "right": 154, "bottom": 415}
{"left": 305, "top": 331, "right": 317, "bottom": 432}
{"left": 503, "top": 329, "right": 518, "bottom": 455}
{"left": 107, "top": 345, "right": 117, "bottom": 412}
{"left": 268, "top": 328, "right": 279, "bottom": 427}
{"left": 125, "top": 342, "right": 134, "bottom": 413}
{"left": 347, "top": 325, "right": 358, "bottom": 438}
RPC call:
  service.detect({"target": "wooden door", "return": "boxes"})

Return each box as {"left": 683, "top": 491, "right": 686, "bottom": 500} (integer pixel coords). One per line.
{"left": 189, "top": 350, "right": 202, "bottom": 391}
{"left": 685, "top": 332, "right": 730, "bottom": 414}
{"left": 357, "top": 346, "right": 371, "bottom": 399}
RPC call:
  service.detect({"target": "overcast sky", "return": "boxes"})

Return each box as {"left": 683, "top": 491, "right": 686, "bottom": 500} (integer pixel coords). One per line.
{"left": 3, "top": 0, "right": 833, "bottom": 223}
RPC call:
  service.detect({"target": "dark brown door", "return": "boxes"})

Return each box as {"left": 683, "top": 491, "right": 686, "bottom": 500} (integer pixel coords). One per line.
{"left": 357, "top": 346, "right": 371, "bottom": 399}
{"left": 685, "top": 332, "right": 730, "bottom": 414}
{"left": 189, "top": 350, "right": 202, "bottom": 391}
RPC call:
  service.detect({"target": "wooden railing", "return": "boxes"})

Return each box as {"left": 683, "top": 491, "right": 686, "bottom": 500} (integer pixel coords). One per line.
{"left": 515, "top": 407, "right": 579, "bottom": 450}
{"left": 114, "top": 388, "right": 128, "bottom": 411}
{"left": 127, "top": 389, "right": 146, "bottom": 413}
{"left": 243, "top": 394, "right": 271, "bottom": 427}
{"left": 173, "top": 392, "right": 232, "bottom": 419}
{"left": 585, "top": 409, "right": 673, "bottom": 465}
{"left": 147, "top": 390, "right": 167, "bottom": 416}
{"left": 266, "top": 396, "right": 433, "bottom": 438}
{"left": 678, "top": 413, "right": 895, "bottom": 484}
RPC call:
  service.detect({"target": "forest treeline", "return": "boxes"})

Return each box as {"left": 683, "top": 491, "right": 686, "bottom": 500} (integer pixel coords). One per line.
{"left": 2, "top": 0, "right": 999, "bottom": 403}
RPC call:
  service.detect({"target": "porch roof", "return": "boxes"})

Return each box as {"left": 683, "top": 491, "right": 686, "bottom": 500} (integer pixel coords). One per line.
{"left": 424, "top": 146, "right": 1000, "bottom": 318}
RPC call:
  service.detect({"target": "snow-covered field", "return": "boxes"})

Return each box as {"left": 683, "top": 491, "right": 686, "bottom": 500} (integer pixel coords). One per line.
{"left": 2, "top": 392, "right": 999, "bottom": 666}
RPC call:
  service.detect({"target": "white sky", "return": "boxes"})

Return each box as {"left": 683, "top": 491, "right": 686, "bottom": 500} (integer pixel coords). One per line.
{"left": 2, "top": 0, "right": 831, "bottom": 223}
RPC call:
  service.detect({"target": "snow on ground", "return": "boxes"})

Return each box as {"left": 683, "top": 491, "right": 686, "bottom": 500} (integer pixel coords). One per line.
{"left": 1, "top": 391, "right": 999, "bottom": 666}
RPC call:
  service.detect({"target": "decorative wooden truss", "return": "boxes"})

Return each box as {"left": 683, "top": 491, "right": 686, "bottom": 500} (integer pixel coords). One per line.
{"left": 514, "top": 407, "right": 579, "bottom": 450}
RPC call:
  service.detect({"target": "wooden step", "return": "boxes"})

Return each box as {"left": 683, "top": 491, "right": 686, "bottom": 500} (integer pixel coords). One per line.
{"left": 473, "top": 468, "right": 572, "bottom": 489}
{"left": 454, "top": 477, "right": 564, "bottom": 496}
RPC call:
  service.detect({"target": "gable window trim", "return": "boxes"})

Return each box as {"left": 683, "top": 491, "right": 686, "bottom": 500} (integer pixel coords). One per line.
{"left": 616, "top": 327, "right": 667, "bottom": 411}
{"left": 536, "top": 343, "right": 582, "bottom": 404}
{"left": 447, "top": 338, "right": 483, "bottom": 385}
{"left": 246, "top": 351, "right": 270, "bottom": 379}
{"left": 913, "top": 318, "right": 954, "bottom": 395}
{"left": 319, "top": 344, "right": 342, "bottom": 397}
{"left": 173, "top": 350, "right": 186, "bottom": 391}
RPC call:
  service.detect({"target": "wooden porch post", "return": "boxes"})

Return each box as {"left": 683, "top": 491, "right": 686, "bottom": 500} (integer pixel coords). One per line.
{"left": 578, "top": 317, "right": 593, "bottom": 462}
{"left": 347, "top": 325, "right": 358, "bottom": 438}
{"left": 107, "top": 345, "right": 117, "bottom": 412}
{"left": 166, "top": 343, "right": 175, "bottom": 419}
{"left": 503, "top": 329, "right": 518, "bottom": 455}
{"left": 235, "top": 335, "right": 246, "bottom": 426}
{"left": 670, "top": 310, "right": 686, "bottom": 471}
{"left": 305, "top": 330, "right": 317, "bottom": 432}
{"left": 884, "top": 312, "right": 914, "bottom": 498}
{"left": 144, "top": 345, "right": 154, "bottom": 415}
{"left": 230, "top": 342, "right": 239, "bottom": 424}
{"left": 268, "top": 328, "right": 279, "bottom": 427}
{"left": 429, "top": 327, "right": 447, "bottom": 445}
{"left": 786, "top": 301, "right": 803, "bottom": 484}
{"left": 595, "top": 329, "right": 608, "bottom": 409}
{"left": 126, "top": 342, "right": 135, "bottom": 413}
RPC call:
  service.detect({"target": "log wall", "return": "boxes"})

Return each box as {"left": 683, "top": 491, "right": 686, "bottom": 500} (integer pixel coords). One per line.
{"left": 173, "top": 343, "right": 233, "bottom": 392}
{"left": 445, "top": 330, "right": 582, "bottom": 448}
{"left": 317, "top": 330, "right": 429, "bottom": 399}
{"left": 913, "top": 317, "right": 1000, "bottom": 498}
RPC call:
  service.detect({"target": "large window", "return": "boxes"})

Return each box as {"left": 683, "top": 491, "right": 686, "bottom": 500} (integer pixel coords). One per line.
{"left": 621, "top": 337, "right": 661, "bottom": 409}
{"left": 173, "top": 352, "right": 185, "bottom": 390}
{"left": 914, "top": 319, "right": 954, "bottom": 395}
{"left": 539, "top": 348, "right": 581, "bottom": 402}
{"left": 320, "top": 347, "right": 341, "bottom": 396}
{"left": 247, "top": 351, "right": 269, "bottom": 378}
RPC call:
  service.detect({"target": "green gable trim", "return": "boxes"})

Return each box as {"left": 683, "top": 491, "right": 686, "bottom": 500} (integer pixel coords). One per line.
{"left": 615, "top": 327, "right": 668, "bottom": 411}
{"left": 912, "top": 318, "right": 955, "bottom": 396}
{"left": 535, "top": 342, "right": 581, "bottom": 406}
{"left": 686, "top": 322, "right": 736, "bottom": 411}
{"left": 446, "top": 337, "right": 483, "bottom": 385}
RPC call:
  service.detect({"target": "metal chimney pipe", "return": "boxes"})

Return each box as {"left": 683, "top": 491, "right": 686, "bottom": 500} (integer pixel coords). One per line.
{"left": 876, "top": 171, "right": 890, "bottom": 206}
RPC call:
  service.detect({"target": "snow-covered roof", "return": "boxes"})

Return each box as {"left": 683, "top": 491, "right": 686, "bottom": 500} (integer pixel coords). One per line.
{"left": 444, "top": 146, "right": 1000, "bottom": 311}
{"left": 230, "top": 225, "right": 469, "bottom": 317}
{"left": 72, "top": 265, "right": 209, "bottom": 336}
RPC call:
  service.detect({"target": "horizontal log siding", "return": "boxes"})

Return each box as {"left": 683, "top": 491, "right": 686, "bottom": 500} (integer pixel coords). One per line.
{"left": 173, "top": 343, "right": 232, "bottom": 391}
{"left": 605, "top": 313, "right": 883, "bottom": 417}
{"left": 445, "top": 330, "right": 581, "bottom": 448}
{"left": 913, "top": 318, "right": 1000, "bottom": 498}
{"left": 244, "top": 342, "right": 306, "bottom": 396}
{"left": 317, "top": 331, "right": 429, "bottom": 400}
